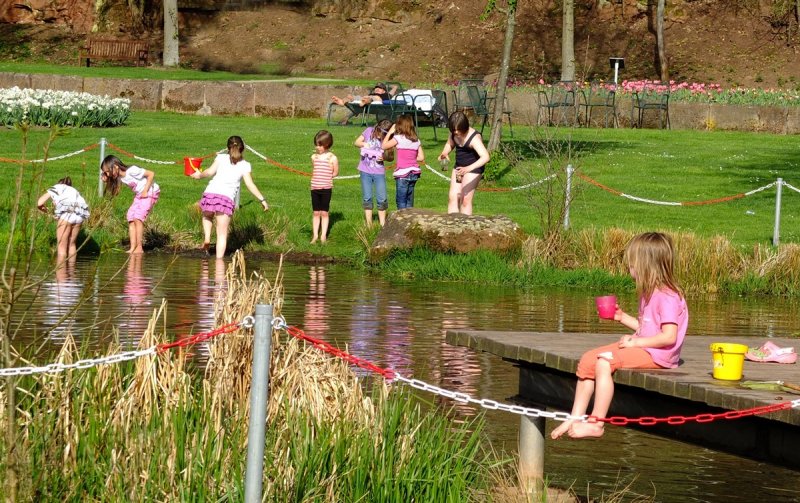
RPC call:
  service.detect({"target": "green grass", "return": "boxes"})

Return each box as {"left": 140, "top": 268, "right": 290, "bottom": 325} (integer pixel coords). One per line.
{"left": 0, "top": 61, "right": 367, "bottom": 85}
{"left": 2, "top": 113, "right": 799, "bottom": 291}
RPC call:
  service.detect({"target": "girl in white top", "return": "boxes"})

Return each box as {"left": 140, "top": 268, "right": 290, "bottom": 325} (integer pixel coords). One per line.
{"left": 101, "top": 155, "right": 160, "bottom": 254}
{"left": 191, "top": 135, "right": 268, "bottom": 258}
{"left": 36, "top": 176, "right": 90, "bottom": 263}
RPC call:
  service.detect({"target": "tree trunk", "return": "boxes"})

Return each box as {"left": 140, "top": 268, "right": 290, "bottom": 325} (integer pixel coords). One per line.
{"left": 796, "top": 0, "right": 799, "bottom": 42}
{"left": 657, "top": 0, "right": 668, "bottom": 81}
{"left": 163, "top": 0, "right": 179, "bottom": 67}
{"left": 560, "top": 0, "right": 575, "bottom": 81}
{"left": 488, "top": 5, "right": 516, "bottom": 152}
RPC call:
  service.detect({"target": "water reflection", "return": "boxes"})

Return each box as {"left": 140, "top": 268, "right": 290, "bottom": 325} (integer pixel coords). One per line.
{"left": 39, "top": 257, "right": 83, "bottom": 343}
{"left": 303, "top": 266, "right": 329, "bottom": 338}
{"left": 14, "top": 255, "right": 800, "bottom": 502}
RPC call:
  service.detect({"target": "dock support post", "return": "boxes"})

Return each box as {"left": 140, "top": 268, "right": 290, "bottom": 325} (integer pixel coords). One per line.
{"left": 518, "top": 413, "right": 545, "bottom": 493}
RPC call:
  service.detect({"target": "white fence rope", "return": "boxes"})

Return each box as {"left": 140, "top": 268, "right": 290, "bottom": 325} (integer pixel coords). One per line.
{"left": 783, "top": 181, "right": 800, "bottom": 195}
{"left": 744, "top": 181, "right": 778, "bottom": 196}
{"left": 393, "top": 373, "right": 587, "bottom": 423}
{"left": 0, "top": 347, "right": 157, "bottom": 377}
{"left": 29, "top": 147, "right": 93, "bottom": 164}
{"left": 611, "top": 180, "right": 776, "bottom": 206}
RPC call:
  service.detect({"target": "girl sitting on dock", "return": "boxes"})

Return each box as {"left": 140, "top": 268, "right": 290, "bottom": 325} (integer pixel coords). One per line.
{"left": 551, "top": 232, "right": 689, "bottom": 439}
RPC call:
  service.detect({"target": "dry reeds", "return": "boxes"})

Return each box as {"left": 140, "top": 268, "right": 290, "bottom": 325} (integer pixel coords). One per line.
{"left": 2, "top": 251, "right": 495, "bottom": 501}
{"left": 521, "top": 227, "right": 798, "bottom": 296}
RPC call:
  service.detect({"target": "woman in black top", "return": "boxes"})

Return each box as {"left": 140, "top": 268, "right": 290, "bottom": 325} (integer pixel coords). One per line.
{"left": 437, "top": 111, "right": 491, "bottom": 215}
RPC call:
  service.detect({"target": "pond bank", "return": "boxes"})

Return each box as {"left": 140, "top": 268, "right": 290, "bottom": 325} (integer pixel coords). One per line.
{"left": 3, "top": 72, "right": 800, "bottom": 134}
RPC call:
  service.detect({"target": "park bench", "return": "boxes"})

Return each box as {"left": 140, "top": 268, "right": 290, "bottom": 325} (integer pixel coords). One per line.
{"left": 79, "top": 38, "right": 150, "bottom": 67}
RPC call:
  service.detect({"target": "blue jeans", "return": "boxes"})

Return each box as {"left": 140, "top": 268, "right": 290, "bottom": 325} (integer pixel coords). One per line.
{"left": 395, "top": 173, "right": 420, "bottom": 209}
{"left": 359, "top": 171, "right": 388, "bottom": 211}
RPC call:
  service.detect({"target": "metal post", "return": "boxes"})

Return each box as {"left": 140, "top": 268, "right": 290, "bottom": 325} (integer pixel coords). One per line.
{"left": 244, "top": 304, "right": 273, "bottom": 503}
{"left": 563, "top": 164, "right": 573, "bottom": 229}
{"left": 98, "top": 137, "right": 106, "bottom": 197}
{"left": 773, "top": 178, "right": 783, "bottom": 246}
{"left": 519, "top": 414, "right": 545, "bottom": 495}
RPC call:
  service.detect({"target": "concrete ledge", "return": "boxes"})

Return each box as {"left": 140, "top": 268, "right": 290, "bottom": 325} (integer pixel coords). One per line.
{"left": 2, "top": 72, "right": 800, "bottom": 133}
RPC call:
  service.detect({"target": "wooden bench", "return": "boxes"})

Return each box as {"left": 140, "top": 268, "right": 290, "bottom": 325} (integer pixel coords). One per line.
{"left": 79, "top": 38, "right": 150, "bottom": 67}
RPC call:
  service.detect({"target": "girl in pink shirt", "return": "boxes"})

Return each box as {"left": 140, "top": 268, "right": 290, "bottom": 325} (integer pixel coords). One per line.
{"left": 551, "top": 232, "right": 689, "bottom": 439}
{"left": 381, "top": 114, "right": 424, "bottom": 209}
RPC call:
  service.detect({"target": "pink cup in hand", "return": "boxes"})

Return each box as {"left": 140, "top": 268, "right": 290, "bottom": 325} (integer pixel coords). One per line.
{"left": 595, "top": 295, "right": 617, "bottom": 320}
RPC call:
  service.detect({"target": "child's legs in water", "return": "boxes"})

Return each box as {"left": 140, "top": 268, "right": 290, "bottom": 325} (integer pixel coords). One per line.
{"left": 201, "top": 211, "right": 215, "bottom": 245}
{"left": 55, "top": 219, "right": 71, "bottom": 261}
{"left": 67, "top": 223, "right": 81, "bottom": 258}
{"left": 126, "top": 192, "right": 159, "bottom": 254}
{"left": 128, "top": 220, "right": 144, "bottom": 253}
{"left": 214, "top": 213, "right": 231, "bottom": 259}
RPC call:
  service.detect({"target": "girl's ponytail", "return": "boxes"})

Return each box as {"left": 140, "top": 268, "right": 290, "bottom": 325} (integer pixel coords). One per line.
{"left": 227, "top": 135, "right": 245, "bottom": 165}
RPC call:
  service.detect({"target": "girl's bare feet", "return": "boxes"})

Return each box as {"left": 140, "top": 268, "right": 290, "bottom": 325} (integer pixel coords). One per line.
{"left": 550, "top": 420, "right": 573, "bottom": 440}
{"left": 568, "top": 421, "right": 605, "bottom": 438}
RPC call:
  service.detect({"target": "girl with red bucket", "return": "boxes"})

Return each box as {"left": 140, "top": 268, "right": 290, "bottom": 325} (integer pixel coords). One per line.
{"left": 190, "top": 136, "right": 268, "bottom": 258}
{"left": 551, "top": 232, "right": 689, "bottom": 439}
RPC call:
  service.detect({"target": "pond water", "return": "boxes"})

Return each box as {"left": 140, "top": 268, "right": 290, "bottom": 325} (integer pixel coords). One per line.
{"left": 14, "top": 254, "right": 800, "bottom": 502}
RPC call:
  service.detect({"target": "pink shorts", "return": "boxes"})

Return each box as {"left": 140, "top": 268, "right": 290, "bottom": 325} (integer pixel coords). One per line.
{"left": 127, "top": 190, "right": 160, "bottom": 222}
{"left": 576, "top": 342, "right": 660, "bottom": 379}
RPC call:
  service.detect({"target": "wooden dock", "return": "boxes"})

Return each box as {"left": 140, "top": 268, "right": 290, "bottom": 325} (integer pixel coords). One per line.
{"left": 445, "top": 330, "right": 800, "bottom": 479}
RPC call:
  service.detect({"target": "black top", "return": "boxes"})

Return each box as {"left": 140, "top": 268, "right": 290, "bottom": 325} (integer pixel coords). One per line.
{"left": 453, "top": 131, "right": 480, "bottom": 167}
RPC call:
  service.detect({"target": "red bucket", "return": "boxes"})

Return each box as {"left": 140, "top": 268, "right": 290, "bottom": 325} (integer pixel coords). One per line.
{"left": 183, "top": 157, "right": 203, "bottom": 176}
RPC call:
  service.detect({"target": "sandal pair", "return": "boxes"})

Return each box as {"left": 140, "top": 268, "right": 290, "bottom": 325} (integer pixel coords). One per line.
{"left": 745, "top": 341, "right": 797, "bottom": 364}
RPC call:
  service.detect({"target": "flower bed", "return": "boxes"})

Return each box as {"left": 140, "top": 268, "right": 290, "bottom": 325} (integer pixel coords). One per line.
{"left": 529, "top": 78, "right": 800, "bottom": 107}
{"left": 0, "top": 86, "right": 130, "bottom": 127}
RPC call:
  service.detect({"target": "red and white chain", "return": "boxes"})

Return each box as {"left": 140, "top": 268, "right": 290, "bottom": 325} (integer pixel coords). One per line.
{"left": 0, "top": 318, "right": 250, "bottom": 377}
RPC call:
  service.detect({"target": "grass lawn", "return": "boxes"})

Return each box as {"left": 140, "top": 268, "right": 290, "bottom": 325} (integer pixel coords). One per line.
{"left": 0, "top": 61, "right": 363, "bottom": 85}
{"left": 1, "top": 112, "right": 798, "bottom": 263}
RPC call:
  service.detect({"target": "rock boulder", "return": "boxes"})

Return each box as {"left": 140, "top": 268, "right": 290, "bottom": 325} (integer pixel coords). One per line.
{"left": 369, "top": 208, "right": 526, "bottom": 261}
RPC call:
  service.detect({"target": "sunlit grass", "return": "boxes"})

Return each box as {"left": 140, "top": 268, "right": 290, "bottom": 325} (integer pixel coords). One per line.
{"left": 1, "top": 113, "right": 799, "bottom": 295}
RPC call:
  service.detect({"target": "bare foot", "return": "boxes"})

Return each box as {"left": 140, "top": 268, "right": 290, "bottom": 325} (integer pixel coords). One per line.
{"left": 568, "top": 421, "right": 605, "bottom": 439}
{"left": 550, "top": 420, "right": 573, "bottom": 440}
{"left": 310, "top": 238, "right": 318, "bottom": 244}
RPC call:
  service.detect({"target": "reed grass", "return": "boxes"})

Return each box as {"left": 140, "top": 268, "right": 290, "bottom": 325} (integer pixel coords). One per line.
{"left": 1, "top": 251, "right": 502, "bottom": 501}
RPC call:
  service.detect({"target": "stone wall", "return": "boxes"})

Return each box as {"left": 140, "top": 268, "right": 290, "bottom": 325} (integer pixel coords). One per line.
{"left": 2, "top": 71, "right": 799, "bottom": 134}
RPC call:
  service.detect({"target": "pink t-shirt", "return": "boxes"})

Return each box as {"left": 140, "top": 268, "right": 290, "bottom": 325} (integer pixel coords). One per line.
{"left": 636, "top": 288, "right": 689, "bottom": 368}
